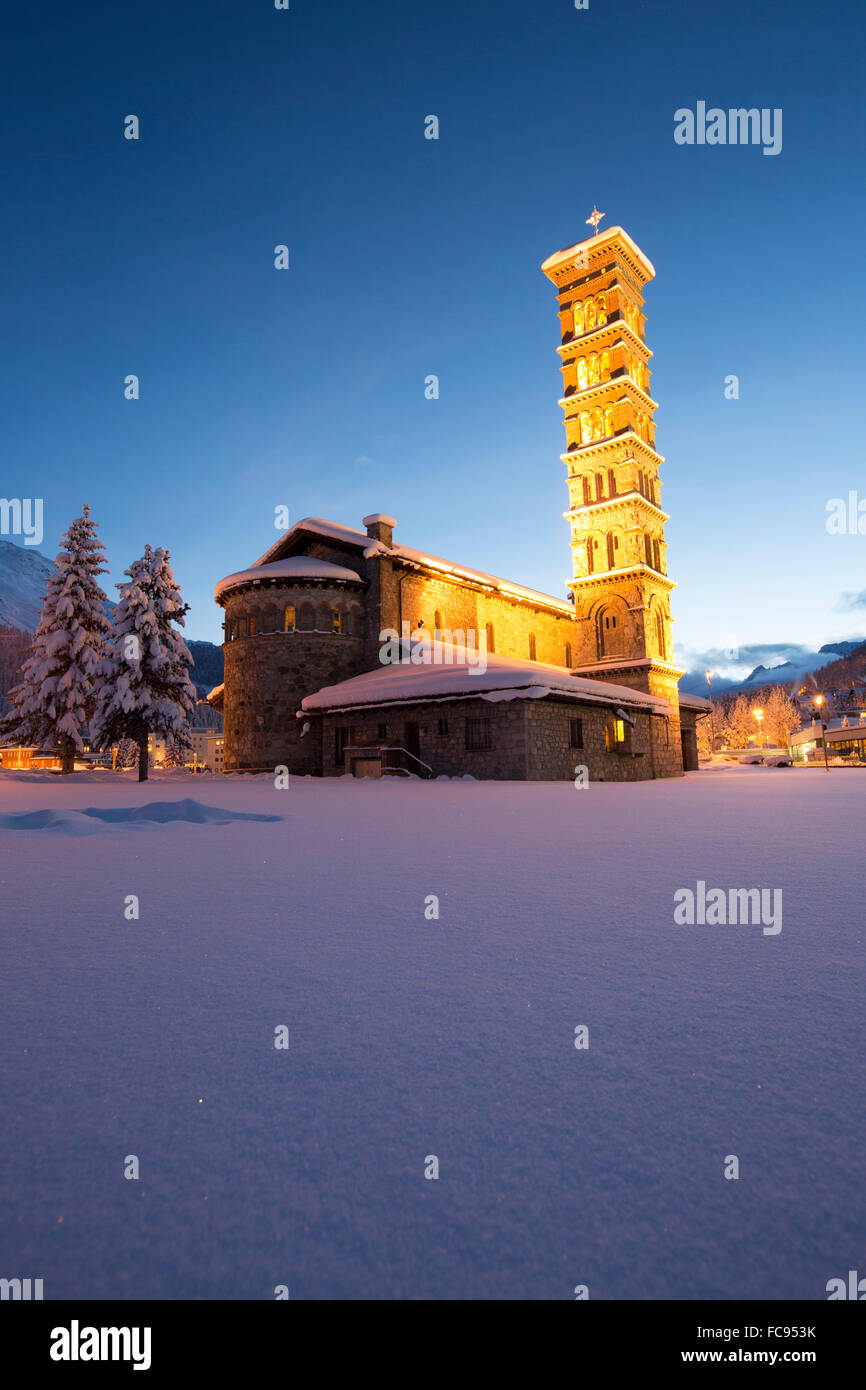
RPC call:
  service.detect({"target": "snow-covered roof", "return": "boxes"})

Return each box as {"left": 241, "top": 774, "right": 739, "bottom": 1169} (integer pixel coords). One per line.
{"left": 541, "top": 225, "right": 656, "bottom": 280}
{"left": 301, "top": 639, "right": 672, "bottom": 715}
{"left": 215, "top": 556, "right": 362, "bottom": 600}
{"left": 678, "top": 692, "right": 713, "bottom": 711}
{"left": 254, "top": 517, "right": 574, "bottom": 615}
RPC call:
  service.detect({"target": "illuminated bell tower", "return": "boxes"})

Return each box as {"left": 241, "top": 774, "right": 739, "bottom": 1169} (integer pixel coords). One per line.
{"left": 541, "top": 217, "right": 685, "bottom": 776}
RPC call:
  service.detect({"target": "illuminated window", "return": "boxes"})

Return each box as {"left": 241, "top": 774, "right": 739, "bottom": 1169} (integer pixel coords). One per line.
{"left": 586, "top": 299, "right": 596, "bottom": 330}
{"left": 603, "top": 408, "right": 614, "bottom": 436}
{"left": 248, "top": 615, "right": 256, "bottom": 636}
{"left": 577, "top": 357, "right": 588, "bottom": 389}
{"left": 332, "top": 608, "right": 342, "bottom": 633}
{"left": 596, "top": 294, "right": 607, "bottom": 323}
{"left": 573, "top": 301, "right": 584, "bottom": 335}
{"left": 588, "top": 353, "right": 599, "bottom": 385}
{"left": 284, "top": 604, "right": 296, "bottom": 632}
{"left": 600, "top": 349, "right": 610, "bottom": 380}
{"left": 580, "top": 412, "right": 592, "bottom": 444}
{"left": 592, "top": 408, "right": 603, "bottom": 439}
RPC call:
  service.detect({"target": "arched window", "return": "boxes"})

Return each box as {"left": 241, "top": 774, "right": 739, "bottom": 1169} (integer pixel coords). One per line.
{"left": 577, "top": 357, "right": 588, "bottom": 389}
{"left": 332, "top": 608, "right": 342, "bottom": 633}
{"left": 299, "top": 602, "right": 315, "bottom": 630}
{"left": 644, "top": 534, "right": 653, "bottom": 566}
{"left": 284, "top": 604, "right": 296, "bottom": 632}
{"left": 573, "top": 302, "right": 584, "bottom": 335}
{"left": 595, "top": 472, "right": 604, "bottom": 500}
{"left": 588, "top": 353, "right": 599, "bottom": 385}
{"left": 580, "top": 412, "right": 592, "bottom": 444}
{"left": 608, "top": 467, "right": 617, "bottom": 497}
{"left": 653, "top": 539, "right": 661, "bottom": 572}
{"left": 586, "top": 299, "right": 597, "bottom": 330}
{"left": 565, "top": 642, "right": 573, "bottom": 668}
{"left": 603, "top": 408, "right": 614, "bottom": 436}
{"left": 485, "top": 622, "right": 495, "bottom": 654}
{"left": 600, "top": 349, "right": 611, "bottom": 380}
{"left": 606, "top": 532, "right": 620, "bottom": 569}
{"left": 528, "top": 633, "right": 537, "bottom": 661}
{"left": 592, "top": 408, "right": 603, "bottom": 439}
{"left": 587, "top": 537, "right": 599, "bottom": 575}
{"left": 248, "top": 615, "right": 257, "bottom": 636}
{"left": 582, "top": 475, "right": 592, "bottom": 504}
{"left": 434, "top": 609, "right": 443, "bottom": 634}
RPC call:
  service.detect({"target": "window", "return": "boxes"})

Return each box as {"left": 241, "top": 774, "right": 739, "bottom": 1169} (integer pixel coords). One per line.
{"left": 528, "top": 633, "right": 537, "bottom": 661}
{"left": 580, "top": 412, "right": 592, "bottom": 444}
{"left": 587, "top": 537, "right": 599, "bottom": 574}
{"left": 437, "top": 718, "right": 449, "bottom": 736}
{"left": 607, "top": 468, "right": 616, "bottom": 497}
{"left": 570, "top": 718, "right": 584, "bottom": 748}
{"left": 655, "top": 610, "right": 666, "bottom": 660}
{"left": 644, "top": 534, "right": 653, "bottom": 566}
{"left": 332, "top": 608, "right": 342, "bottom": 633}
{"left": 592, "top": 408, "right": 603, "bottom": 439}
{"left": 653, "top": 539, "right": 661, "bottom": 572}
{"left": 577, "top": 357, "right": 588, "bottom": 389}
{"left": 377, "top": 723, "right": 387, "bottom": 740}
{"left": 582, "top": 476, "right": 592, "bottom": 504}
{"left": 595, "top": 471, "right": 604, "bottom": 500}
{"left": 434, "top": 609, "right": 443, "bottom": 634}
{"left": 603, "top": 408, "right": 614, "bottom": 437}
{"left": 588, "top": 353, "right": 599, "bottom": 385}
{"left": 565, "top": 642, "right": 573, "bottom": 668}
{"left": 465, "top": 717, "right": 492, "bottom": 750}
{"left": 485, "top": 622, "right": 495, "bottom": 654}
{"left": 573, "top": 301, "right": 584, "bottom": 335}
{"left": 284, "top": 604, "right": 296, "bottom": 632}
{"left": 605, "top": 717, "right": 627, "bottom": 752}
{"left": 334, "top": 726, "right": 354, "bottom": 764}
{"left": 248, "top": 615, "right": 256, "bottom": 636}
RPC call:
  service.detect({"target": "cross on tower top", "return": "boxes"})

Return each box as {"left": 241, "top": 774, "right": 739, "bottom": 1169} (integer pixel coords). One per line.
{"left": 585, "top": 206, "right": 606, "bottom": 236}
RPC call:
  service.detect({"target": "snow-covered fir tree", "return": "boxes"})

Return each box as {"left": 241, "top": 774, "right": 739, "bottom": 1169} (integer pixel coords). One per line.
{"left": 0, "top": 506, "right": 109, "bottom": 774}
{"left": 91, "top": 545, "right": 197, "bottom": 781}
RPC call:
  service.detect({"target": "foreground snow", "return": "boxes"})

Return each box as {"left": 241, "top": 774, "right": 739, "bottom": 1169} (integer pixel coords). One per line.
{"left": 0, "top": 769, "right": 863, "bottom": 1300}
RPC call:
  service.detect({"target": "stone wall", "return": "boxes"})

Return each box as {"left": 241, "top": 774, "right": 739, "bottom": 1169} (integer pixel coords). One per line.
{"left": 317, "top": 693, "right": 669, "bottom": 783}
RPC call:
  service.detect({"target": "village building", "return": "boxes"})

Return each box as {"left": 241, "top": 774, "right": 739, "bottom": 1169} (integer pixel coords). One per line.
{"left": 208, "top": 223, "right": 709, "bottom": 779}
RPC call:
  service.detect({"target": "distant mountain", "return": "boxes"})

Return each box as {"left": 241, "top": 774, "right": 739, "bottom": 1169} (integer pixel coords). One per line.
{"left": 679, "top": 638, "right": 865, "bottom": 696}
{"left": 0, "top": 539, "right": 53, "bottom": 632}
{"left": 186, "top": 640, "right": 224, "bottom": 698}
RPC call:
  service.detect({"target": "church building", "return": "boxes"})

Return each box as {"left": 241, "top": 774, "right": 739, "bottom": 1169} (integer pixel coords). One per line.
{"left": 209, "top": 222, "right": 708, "bottom": 779}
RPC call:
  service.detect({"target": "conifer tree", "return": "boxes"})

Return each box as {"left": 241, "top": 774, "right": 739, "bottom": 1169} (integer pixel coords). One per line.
{"left": 91, "top": 546, "right": 196, "bottom": 782}
{"left": 0, "top": 506, "right": 109, "bottom": 774}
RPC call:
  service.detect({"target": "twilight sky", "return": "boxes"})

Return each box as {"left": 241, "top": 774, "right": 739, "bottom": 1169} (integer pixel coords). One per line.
{"left": 3, "top": 0, "right": 865, "bottom": 673}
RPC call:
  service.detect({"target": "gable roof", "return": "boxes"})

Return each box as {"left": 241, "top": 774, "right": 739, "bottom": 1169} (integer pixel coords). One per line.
{"left": 254, "top": 516, "right": 575, "bottom": 616}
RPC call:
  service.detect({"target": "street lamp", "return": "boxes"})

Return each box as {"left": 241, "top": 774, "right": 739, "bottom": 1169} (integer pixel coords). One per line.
{"left": 705, "top": 669, "right": 713, "bottom": 698}
{"left": 815, "top": 694, "right": 830, "bottom": 773}
{"left": 752, "top": 708, "right": 764, "bottom": 749}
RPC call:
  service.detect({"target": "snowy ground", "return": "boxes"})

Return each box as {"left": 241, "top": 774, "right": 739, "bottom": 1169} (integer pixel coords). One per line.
{"left": 1, "top": 766, "right": 863, "bottom": 1300}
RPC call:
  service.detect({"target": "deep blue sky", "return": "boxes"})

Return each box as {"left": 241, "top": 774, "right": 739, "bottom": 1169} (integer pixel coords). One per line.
{"left": 3, "top": 0, "right": 865, "bottom": 672}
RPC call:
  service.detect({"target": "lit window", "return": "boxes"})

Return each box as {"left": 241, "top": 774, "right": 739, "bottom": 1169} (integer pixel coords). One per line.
{"left": 284, "top": 604, "right": 296, "bottom": 632}
{"left": 332, "top": 609, "right": 342, "bottom": 633}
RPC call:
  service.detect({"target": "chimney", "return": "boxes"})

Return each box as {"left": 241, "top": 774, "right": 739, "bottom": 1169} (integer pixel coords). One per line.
{"left": 363, "top": 513, "right": 396, "bottom": 548}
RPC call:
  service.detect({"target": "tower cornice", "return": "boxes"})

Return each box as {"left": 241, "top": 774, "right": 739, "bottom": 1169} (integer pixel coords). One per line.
{"left": 560, "top": 380, "right": 659, "bottom": 413}
{"left": 564, "top": 493, "right": 669, "bottom": 522}
{"left": 558, "top": 320, "right": 652, "bottom": 360}
{"left": 561, "top": 434, "right": 665, "bottom": 467}
{"left": 541, "top": 226, "right": 656, "bottom": 285}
